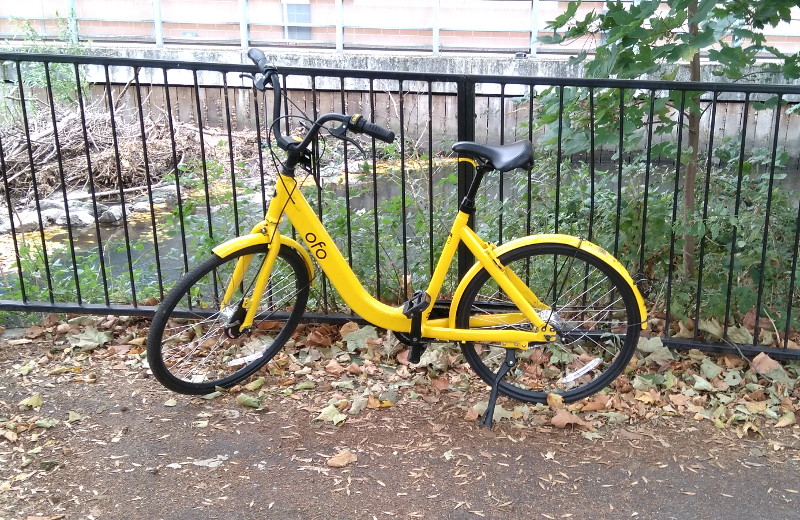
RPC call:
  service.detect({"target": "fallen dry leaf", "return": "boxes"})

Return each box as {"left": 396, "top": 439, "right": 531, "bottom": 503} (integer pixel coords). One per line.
{"left": 339, "top": 321, "right": 360, "bottom": 337}
{"left": 546, "top": 393, "right": 564, "bottom": 408}
{"left": 751, "top": 352, "right": 780, "bottom": 374}
{"left": 550, "top": 409, "right": 594, "bottom": 430}
{"left": 327, "top": 450, "right": 358, "bottom": 468}
{"left": 325, "top": 359, "right": 346, "bottom": 376}
{"left": 580, "top": 394, "right": 610, "bottom": 412}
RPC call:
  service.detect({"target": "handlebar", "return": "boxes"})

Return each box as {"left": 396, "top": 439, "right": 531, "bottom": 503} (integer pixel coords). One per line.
{"left": 246, "top": 48, "right": 395, "bottom": 172}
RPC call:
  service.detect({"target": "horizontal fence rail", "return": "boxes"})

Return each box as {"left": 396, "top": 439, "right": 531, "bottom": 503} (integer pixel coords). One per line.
{"left": 0, "top": 52, "right": 798, "bottom": 361}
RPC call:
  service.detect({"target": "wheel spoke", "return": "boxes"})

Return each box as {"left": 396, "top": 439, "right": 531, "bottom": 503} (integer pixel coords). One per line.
{"left": 457, "top": 243, "right": 640, "bottom": 403}
{"left": 147, "top": 247, "right": 309, "bottom": 394}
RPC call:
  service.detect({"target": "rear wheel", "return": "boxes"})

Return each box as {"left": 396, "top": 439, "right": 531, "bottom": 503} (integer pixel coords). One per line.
{"left": 146, "top": 245, "right": 310, "bottom": 394}
{"left": 456, "top": 242, "right": 641, "bottom": 403}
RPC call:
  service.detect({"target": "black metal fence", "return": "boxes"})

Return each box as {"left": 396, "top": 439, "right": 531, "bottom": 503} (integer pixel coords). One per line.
{"left": 0, "top": 52, "right": 798, "bottom": 360}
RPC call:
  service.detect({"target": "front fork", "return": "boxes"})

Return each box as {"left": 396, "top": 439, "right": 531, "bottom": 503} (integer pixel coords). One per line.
{"left": 220, "top": 218, "right": 283, "bottom": 336}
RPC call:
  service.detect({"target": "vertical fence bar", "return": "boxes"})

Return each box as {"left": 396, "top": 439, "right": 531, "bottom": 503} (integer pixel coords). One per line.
{"left": 74, "top": 63, "right": 110, "bottom": 305}
{"left": 456, "top": 77, "right": 475, "bottom": 278}
{"left": 309, "top": 74, "right": 329, "bottom": 311}
{"left": 222, "top": 73, "right": 241, "bottom": 236}
{"left": 399, "top": 79, "right": 409, "bottom": 298}
{"left": 44, "top": 62, "right": 82, "bottom": 303}
{"left": 786, "top": 203, "right": 800, "bottom": 349}
{"left": 614, "top": 88, "right": 624, "bottom": 258}
{"left": 498, "top": 83, "right": 506, "bottom": 244}
{"left": 192, "top": 70, "right": 214, "bottom": 244}
{"left": 16, "top": 61, "right": 55, "bottom": 302}
{"left": 753, "top": 95, "right": 783, "bottom": 344}
{"left": 427, "top": 82, "right": 434, "bottom": 277}
{"left": 638, "top": 90, "right": 657, "bottom": 273}
{"left": 525, "top": 84, "right": 534, "bottom": 239}
{"left": 665, "top": 90, "right": 687, "bottom": 336}
{"left": 368, "top": 78, "right": 382, "bottom": 299}
{"left": 104, "top": 64, "right": 137, "bottom": 305}
{"left": 252, "top": 86, "right": 268, "bottom": 216}
{"left": 339, "top": 78, "right": 353, "bottom": 267}
{"left": 0, "top": 135, "right": 26, "bottom": 301}
{"left": 554, "top": 85, "right": 564, "bottom": 234}
{"left": 162, "top": 68, "right": 190, "bottom": 279}
{"left": 133, "top": 67, "right": 164, "bottom": 299}
{"left": 693, "top": 91, "right": 718, "bottom": 338}
{"left": 723, "top": 93, "right": 750, "bottom": 341}
{"left": 588, "top": 86, "right": 596, "bottom": 242}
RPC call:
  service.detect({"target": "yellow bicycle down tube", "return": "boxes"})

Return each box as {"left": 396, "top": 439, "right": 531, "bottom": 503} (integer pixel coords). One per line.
{"left": 275, "top": 174, "right": 414, "bottom": 333}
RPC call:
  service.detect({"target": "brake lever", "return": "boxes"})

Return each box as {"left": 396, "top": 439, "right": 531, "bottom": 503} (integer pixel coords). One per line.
{"left": 240, "top": 73, "right": 269, "bottom": 92}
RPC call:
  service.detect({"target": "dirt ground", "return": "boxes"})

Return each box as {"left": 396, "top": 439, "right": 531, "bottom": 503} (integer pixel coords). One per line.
{"left": 1, "top": 326, "right": 799, "bottom": 520}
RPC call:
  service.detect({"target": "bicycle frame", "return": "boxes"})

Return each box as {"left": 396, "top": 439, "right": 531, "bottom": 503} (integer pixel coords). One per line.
{"left": 213, "top": 172, "right": 555, "bottom": 348}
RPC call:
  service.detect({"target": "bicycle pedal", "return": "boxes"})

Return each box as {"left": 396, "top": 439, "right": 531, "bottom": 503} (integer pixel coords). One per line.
{"left": 403, "top": 291, "right": 431, "bottom": 317}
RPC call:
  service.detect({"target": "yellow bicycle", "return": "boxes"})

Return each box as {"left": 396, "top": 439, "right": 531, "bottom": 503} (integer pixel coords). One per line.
{"left": 147, "top": 49, "right": 647, "bottom": 428}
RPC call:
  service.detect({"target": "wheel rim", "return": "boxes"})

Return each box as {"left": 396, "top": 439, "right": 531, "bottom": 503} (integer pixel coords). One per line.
{"left": 458, "top": 244, "right": 640, "bottom": 403}
{"left": 150, "top": 247, "right": 309, "bottom": 392}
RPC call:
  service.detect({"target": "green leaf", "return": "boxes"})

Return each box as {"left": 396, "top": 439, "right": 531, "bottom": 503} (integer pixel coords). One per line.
{"left": 18, "top": 393, "right": 43, "bottom": 410}
{"left": 295, "top": 380, "right": 316, "bottom": 390}
{"left": 342, "top": 325, "right": 378, "bottom": 352}
{"left": 67, "top": 327, "right": 113, "bottom": 352}
{"left": 548, "top": 0, "right": 582, "bottom": 30}
{"left": 316, "top": 404, "right": 347, "bottom": 425}
{"left": 236, "top": 393, "right": 264, "bottom": 409}
{"left": 35, "top": 418, "right": 57, "bottom": 429}
{"left": 700, "top": 358, "right": 723, "bottom": 380}
{"left": 633, "top": 373, "right": 664, "bottom": 390}
{"left": 724, "top": 370, "right": 743, "bottom": 387}
{"left": 244, "top": 377, "right": 266, "bottom": 391}
{"left": 692, "top": 375, "right": 716, "bottom": 392}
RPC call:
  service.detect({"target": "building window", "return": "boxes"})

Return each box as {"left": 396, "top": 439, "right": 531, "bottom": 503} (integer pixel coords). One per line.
{"left": 285, "top": 3, "right": 311, "bottom": 40}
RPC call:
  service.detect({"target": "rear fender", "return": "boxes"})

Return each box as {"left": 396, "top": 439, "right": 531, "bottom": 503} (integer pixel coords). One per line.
{"left": 448, "top": 234, "right": 647, "bottom": 329}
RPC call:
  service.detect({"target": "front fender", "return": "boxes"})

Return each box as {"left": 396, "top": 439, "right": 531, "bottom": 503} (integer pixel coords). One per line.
{"left": 448, "top": 234, "right": 647, "bottom": 329}
{"left": 211, "top": 234, "right": 314, "bottom": 284}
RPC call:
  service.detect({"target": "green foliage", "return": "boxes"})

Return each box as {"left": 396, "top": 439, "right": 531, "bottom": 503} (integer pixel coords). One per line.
{"left": 484, "top": 154, "right": 798, "bottom": 331}
{"left": 542, "top": 0, "right": 798, "bottom": 81}
{"left": 1, "top": 18, "right": 88, "bottom": 128}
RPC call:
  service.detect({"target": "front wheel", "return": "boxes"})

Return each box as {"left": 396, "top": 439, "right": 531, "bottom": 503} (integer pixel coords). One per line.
{"left": 146, "top": 244, "right": 310, "bottom": 394}
{"left": 456, "top": 242, "right": 641, "bottom": 403}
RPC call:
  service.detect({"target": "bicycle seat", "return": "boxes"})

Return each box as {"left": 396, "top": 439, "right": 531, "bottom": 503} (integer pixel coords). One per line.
{"left": 452, "top": 140, "right": 532, "bottom": 172}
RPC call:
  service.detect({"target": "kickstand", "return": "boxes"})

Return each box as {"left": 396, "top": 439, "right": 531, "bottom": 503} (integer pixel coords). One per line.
{"left": 480, "top": 348, "right": 517, "bottom": 430}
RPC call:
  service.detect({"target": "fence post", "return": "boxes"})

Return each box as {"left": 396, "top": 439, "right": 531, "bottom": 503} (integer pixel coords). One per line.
{"left": 153, "top": 0, "right": 164, "bottom": 48}
{"left": 457, "top": 76, "right": 475, "bottom": 278}
{"left": 432, "top": 0, "right": 440, "bottom": 55}
{"left": 239, "top": 0, "right": 250, "bottom": 51}
{"left": 530, "top": 0, "right": 539, "bottom": 56}
{"left": 335, "top": 0, "right": 344, "bottom": 52}
{"left": 67, "top": 0, "right": 78, "bottom": 44}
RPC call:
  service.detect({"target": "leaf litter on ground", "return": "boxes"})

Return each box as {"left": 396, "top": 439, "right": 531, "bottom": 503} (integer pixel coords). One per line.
{"left": 1, "top": 315, "right": 799, "bottom": 478}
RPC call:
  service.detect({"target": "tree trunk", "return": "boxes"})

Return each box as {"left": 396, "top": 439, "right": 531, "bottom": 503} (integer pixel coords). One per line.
{"left": 683, "top": 2, "right": 701, "bottom": 277}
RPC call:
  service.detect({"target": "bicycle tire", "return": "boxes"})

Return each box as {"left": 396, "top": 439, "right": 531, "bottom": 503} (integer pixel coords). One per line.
{"left": 456, "top": 242, "right": 641, "bottom": 403}
{"left": 147, "top": 244, "right": 310, "bottom": 394}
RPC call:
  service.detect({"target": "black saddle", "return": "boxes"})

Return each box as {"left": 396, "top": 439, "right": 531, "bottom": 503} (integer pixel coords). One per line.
{"left": 452, "top": 140, "right": 533, "bottom": 172}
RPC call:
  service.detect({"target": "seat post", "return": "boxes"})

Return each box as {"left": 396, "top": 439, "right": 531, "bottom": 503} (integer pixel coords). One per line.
{"left": 459, "top": 164, "right": 492, "bottom": 214}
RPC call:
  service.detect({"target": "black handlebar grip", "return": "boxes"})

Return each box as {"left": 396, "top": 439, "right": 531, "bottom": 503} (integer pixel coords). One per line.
{"left": 247, "top": 48, "right": 270, "bottom": 74}
{"left": 351, "top": 115, "right": 395, "bottom": 143}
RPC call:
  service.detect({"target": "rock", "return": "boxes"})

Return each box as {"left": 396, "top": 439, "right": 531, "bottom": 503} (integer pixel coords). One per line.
{"left": 55, "top": 210, "right": 95, "bottom": 228}
{"left": 150, "top": 186, "right": 179, "bottom": 205}
{"left": 130, "top": 201, "right": 152, "bottom": 213}
{"left": 98, "top": 205, "right": 125, "bottom": 225}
